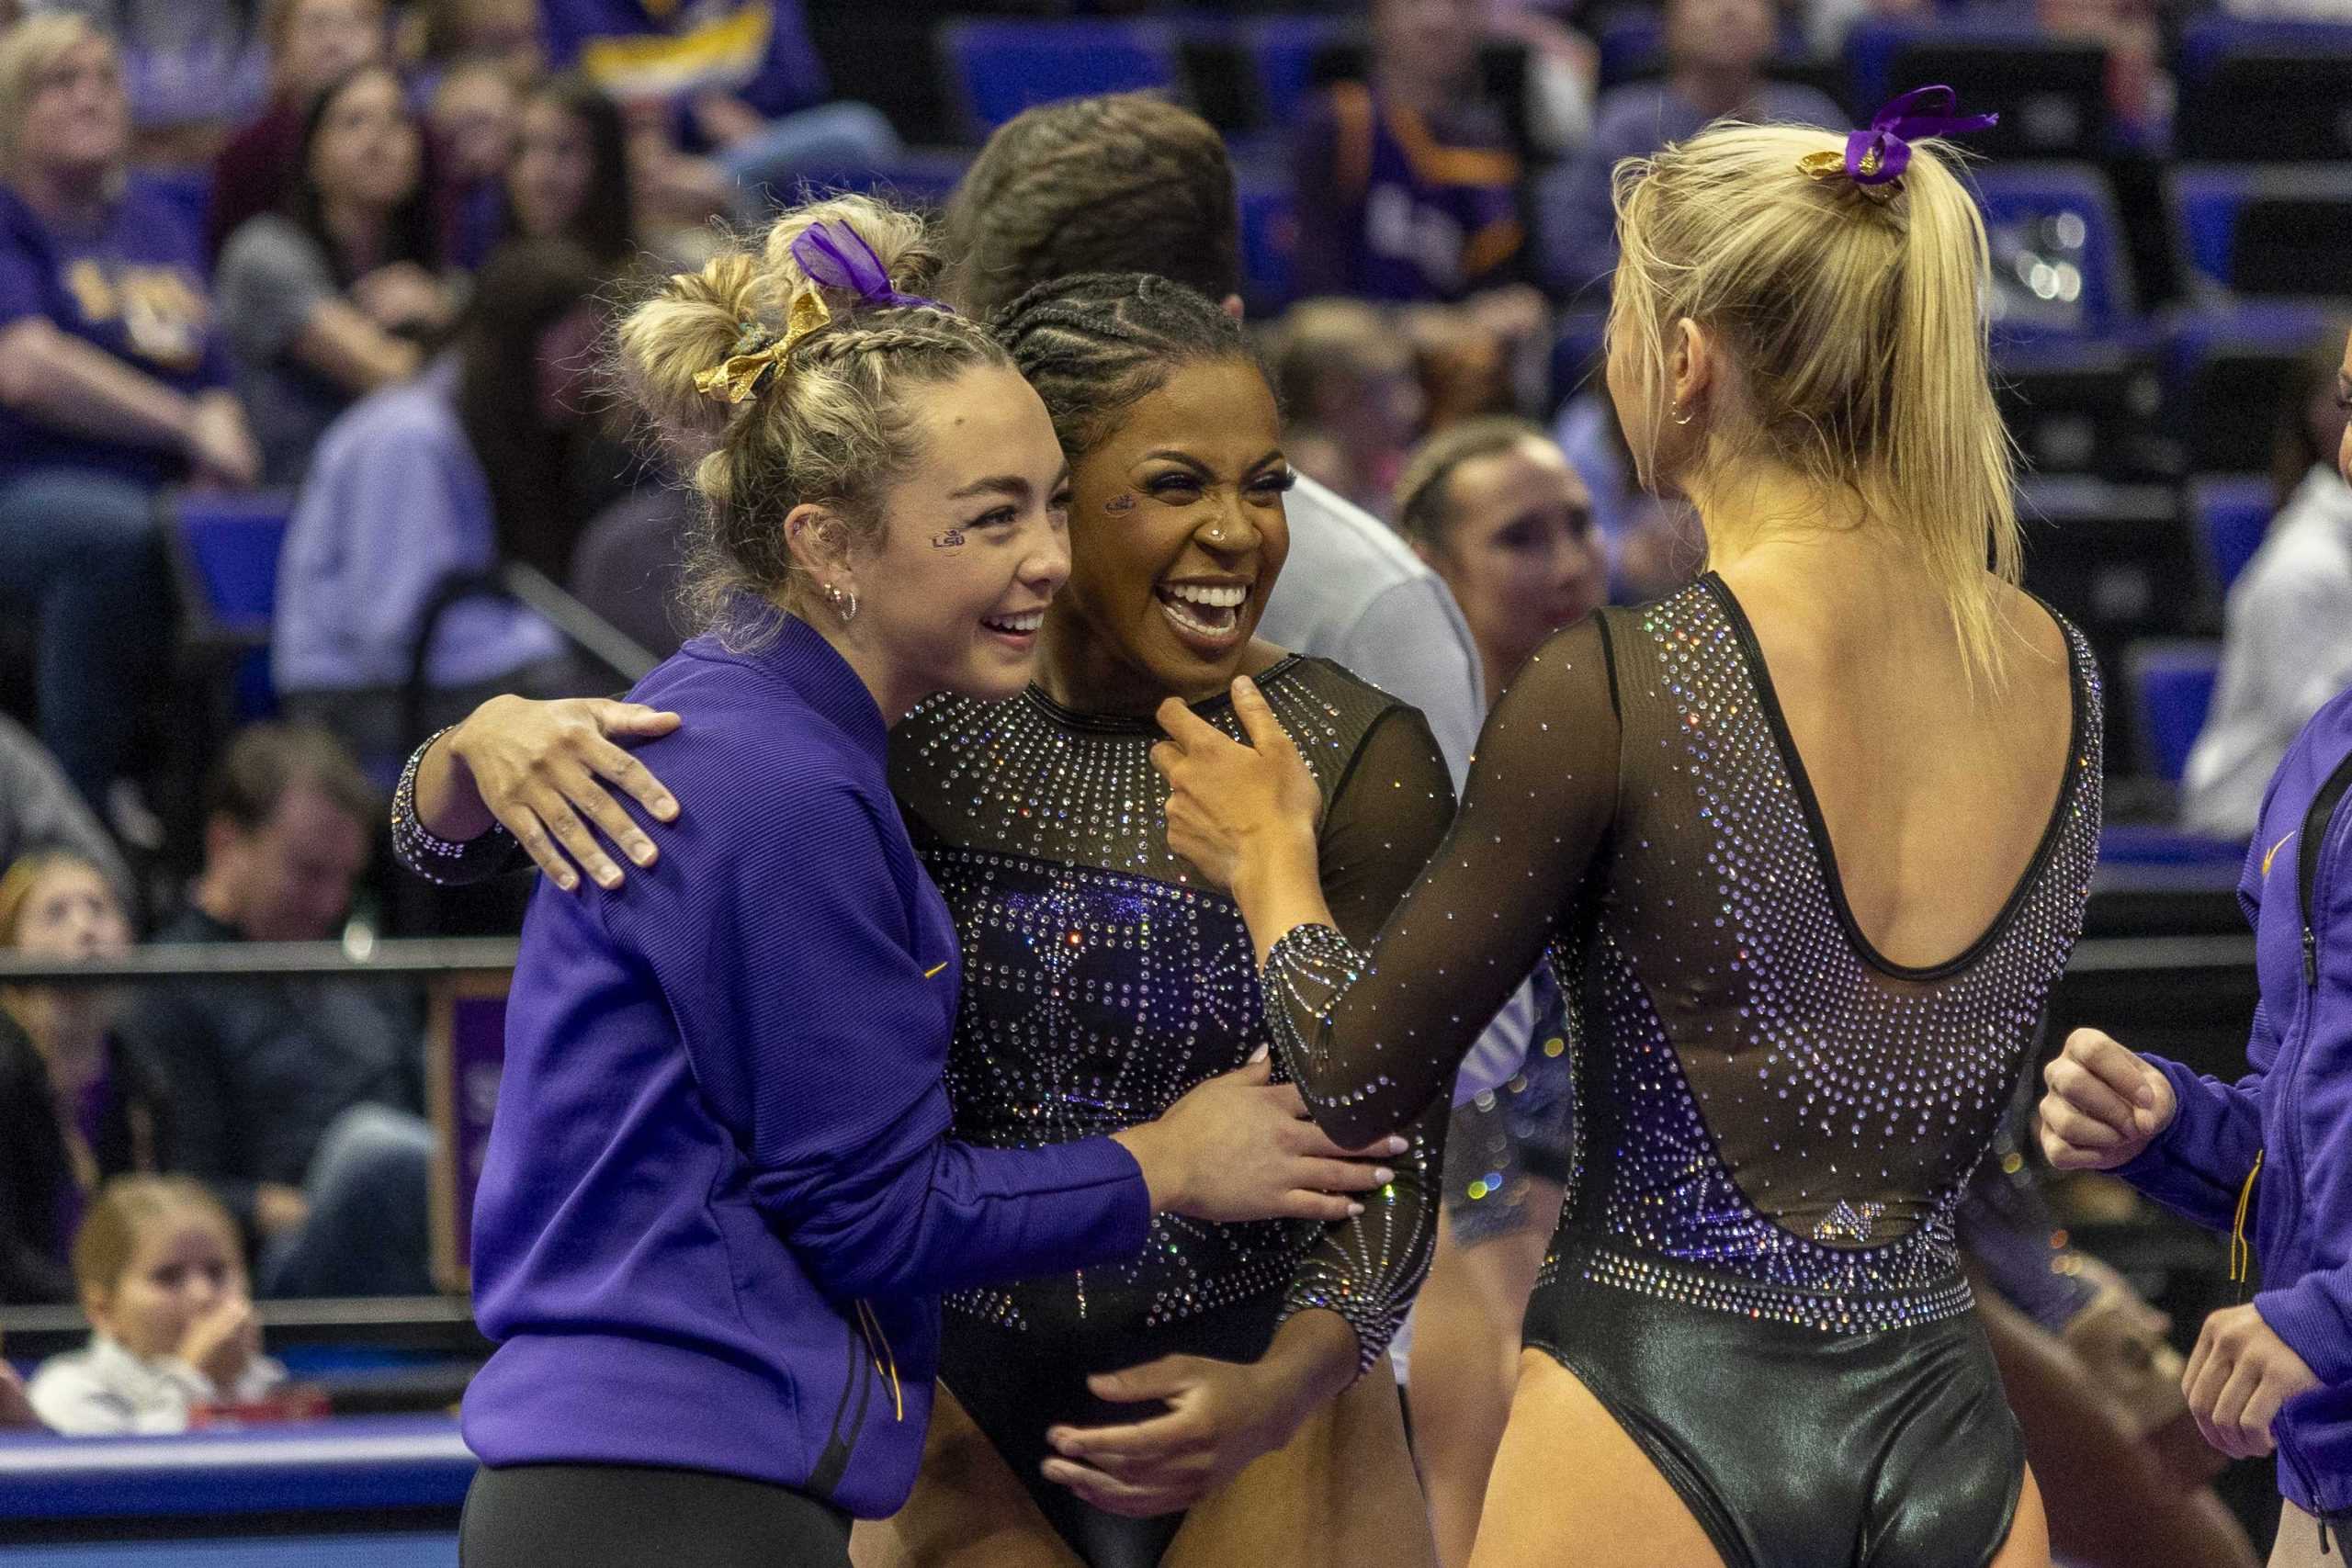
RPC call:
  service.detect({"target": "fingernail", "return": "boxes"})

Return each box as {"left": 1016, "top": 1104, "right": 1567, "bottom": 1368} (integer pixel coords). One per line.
{"left": 558, "top": 873, "right": 578, "bottom": 891}
{"left": 2136, "top": 1086, "right": 2154, "bottom": 1107}
{"left": 632, "top": 842, "right": 656, "bottom": 865}
{"left": 1373, "top": 1168, "right": 1395, "bottom": 1185}
{"left": 656, "top": 797, "right": 678, "bottom": 818}
{"left": 1348, "top": 1201, "right": 1364, "bottom": 1216}
{"left": 599, "top": 870, "right": 622, "bottom": 889}
{"left": 1250, "top": 1044, "right": 1269, "bottom": 1063}
{"left": 1385, "top": 1135, "right": 1409, "bottom": 1155}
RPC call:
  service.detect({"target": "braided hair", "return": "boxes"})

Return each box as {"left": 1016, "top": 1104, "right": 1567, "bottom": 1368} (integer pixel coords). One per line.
{"left": 615, "top": 194, "right": 1012, "bottom": 639}
{"left": 990, "top": 273, "right": 1259, "bottom": 462}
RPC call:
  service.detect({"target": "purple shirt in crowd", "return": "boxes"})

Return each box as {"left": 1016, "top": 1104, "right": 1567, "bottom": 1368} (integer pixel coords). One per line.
{"left": 0, "top": 177, "right": 232, "bottom": 489}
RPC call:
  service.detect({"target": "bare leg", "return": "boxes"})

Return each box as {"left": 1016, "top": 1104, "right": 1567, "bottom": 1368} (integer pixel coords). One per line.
{"left": 2270, "top": 1501, "right": 2336, "bottom": 1568}
{"left": 1986, "top": 1467, "right": 2052, "bottom": 1568}
{"left": 1467, "top": 1350, "right": 1725, "bottom": 1568}
{"left": 1165, "top": 1357, "right": 1435, "bottom": 1568}
{"left": 851, "top": 1384, "right": 1084, "bottom": 1568}
{"left": 1409, "top": 1202, "right": 1557, "bottom": 1568}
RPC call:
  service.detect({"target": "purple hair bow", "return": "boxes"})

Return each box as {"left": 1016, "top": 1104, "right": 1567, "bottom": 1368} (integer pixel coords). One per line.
{"left": 788, "top": 219, "right": 947, "bottom": 312}
{"left": 1841, "top": 85, "right": 1998, "bottom": 187}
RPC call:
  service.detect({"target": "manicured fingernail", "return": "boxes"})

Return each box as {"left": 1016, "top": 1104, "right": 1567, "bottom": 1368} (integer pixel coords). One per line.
{"left": 598, "top": 869, "right": 622, "bottom": 889}
{"left": 1348, "top": 1201, "right": 1364, "bottom": 1216}
{"left": 1373, "top": 1168, "right": 1395, "bottom": 1185}
{"left": 558, "top": 873, "right": 578, "bottom": 891}
{"left": 1250, "top": 1044, "right": 1269, "bottom": 1063}
{"left": 632, "top": 841, "right": 656, "bottom": 865}
{"left": 1385, "top": 1135, "right": 1409, "bottom": 1155}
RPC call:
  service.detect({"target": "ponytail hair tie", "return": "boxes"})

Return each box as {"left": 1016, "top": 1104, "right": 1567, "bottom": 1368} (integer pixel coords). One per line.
{"left": 1799, "top": 85, "right": 1997, "bottom": 203}
{"left": 695, "top": 218, "right": 953, "bottom": 405}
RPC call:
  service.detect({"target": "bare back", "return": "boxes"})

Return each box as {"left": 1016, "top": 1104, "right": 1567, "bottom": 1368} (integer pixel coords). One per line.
{"left": 1713, "top": 558, "right": 2079, "bottom": 974}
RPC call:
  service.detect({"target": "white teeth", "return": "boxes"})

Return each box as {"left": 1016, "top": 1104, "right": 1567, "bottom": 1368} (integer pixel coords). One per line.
{"left": 1163, "top": 583, "right": 1247, "bottom": 608}
{"left": 1159, "top": 596, "right": 1240, "bottom": 638}
{"left": 985, "top": 611, "right": 1043, "bottom": 634}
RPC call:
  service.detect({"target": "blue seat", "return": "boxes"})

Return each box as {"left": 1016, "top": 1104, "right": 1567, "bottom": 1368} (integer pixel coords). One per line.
{"left": 169, "top": 489, "right": 294, "bottom": 722}
{"left": 831, "top": 147, "right": 973, "bottom": 214}
{"left": 2169, "top": 164, "right": 2352, "bottom": 299}
{"left": 2162, "top": 300, "right": 2334, "bottom": 472}
{"left": 1847, "top": 14, "right": 2105, "bottom": 158}
{"left": 2126, "top": 639, "right": 2223, "bottom": 784}
{"left": 1973, "top": 164, "right": 2133, "bottom": 342}
{"left": 2188, "top": 474, "right": 2276, "bottom": 596}
{"left": 937, "top": 19, "right": 1183, "bottom": 140}
{"left": 1246, "top": 16, "right": 1360, "bottom": 130}
{"left": 2177, "top": 17, "right": 2352, "bottom": 160}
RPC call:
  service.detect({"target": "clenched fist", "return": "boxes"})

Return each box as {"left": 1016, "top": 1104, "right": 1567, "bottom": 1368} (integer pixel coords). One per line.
{"left": 2038, "top": 1028, "right": 2177, "bottom": 1170}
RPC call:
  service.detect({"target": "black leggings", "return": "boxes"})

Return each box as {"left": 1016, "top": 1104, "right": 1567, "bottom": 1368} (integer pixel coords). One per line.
{"left": 460, "top": 1462, "right": 854, "bottom": 1568}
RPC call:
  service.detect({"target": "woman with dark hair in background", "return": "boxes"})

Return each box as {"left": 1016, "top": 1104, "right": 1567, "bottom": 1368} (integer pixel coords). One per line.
{"left": 215, "top": 59, "right": 454, "bottom": 482}
{"left": 271, "top": 239, "right": 607, "bottom": 767}
{"left": 505, "top": 73, "right": 635, "bottom": 271}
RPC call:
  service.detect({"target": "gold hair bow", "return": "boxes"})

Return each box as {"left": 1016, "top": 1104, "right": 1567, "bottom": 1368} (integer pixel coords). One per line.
{"left": 1798, "top": 148, "right": 1900, "bottom": 204}
{"left": 693, "top": 284, "right": 832, "bottom": 405}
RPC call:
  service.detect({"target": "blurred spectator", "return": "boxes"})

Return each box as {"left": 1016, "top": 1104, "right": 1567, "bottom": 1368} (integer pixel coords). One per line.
{"left": 570, "top": 484, "right": 692, "bottom": 662}
{"left": 0, "top": 850, "right": 170, "bottom": 1305}
{"left": 117, "top": 726, "right": 435, "bottom": 1299}
{"left": 1291, "top": 0, "right": 1527, "bottom": 302}
{"left": 504, "top": 72, "right": 636, "bottom": 271}
{"left": 1555, "top": 388, "right": 1706, "bottom": 599}
{"left": 429, "top": 56, "right": 520, "bottom": 270}
{"left": 216, "top": 61, "right": 455, "bottom": 484}
{"left": 407, "top": 0, "right": 541, "bottom": 87}
{"left": 0, "top": 1363, "right": 33, "bottom": 1428}
{"left": 1538, "top": 0, "right": 1840, "bottom": 299}
{"left": 206, "top": 0, "right": 387, "bottom": 263}
{"left": 28, "top": 1176, "right": 288, "bottom": 1434}
{"left": 1487, "top": 0, "right": 1598, "bottom": 156}
{"left": 0, "top": 713, "right": 130, "bottom": 915}
{"left": 2181, "top": 327, "right": 2352, "bottom": 840}
{"left": 1268, "top": 298, "right": 1426, "bottom": 518}
{"left": 540, "top": 0, "right": 899, "bottom": 217}
{"left": 1804, "top": 0, "right": 1931, "bottom": 59}
{"left": 275, "top": 240, "right": 606, "bottom": 765}
{"left": 2040, "top": 0, "right": 2171, "bottom": 150}
{"left": 1393, "top": 416, "right": 1604, "bottom": 698}
{"left": 40, "top": 0, "right": 269, "bottom": 167}
{"left": 0, "top": 13, "right": 259, "bottom": 818}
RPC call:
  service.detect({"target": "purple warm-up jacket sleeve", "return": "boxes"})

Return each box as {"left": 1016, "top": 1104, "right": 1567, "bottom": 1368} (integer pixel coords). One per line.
{"left": 2117, "top": 1023, "right": 2273, "bottom": 1234}
{"left": 598, "top": 771, "right": 1150, "bottom": 1303}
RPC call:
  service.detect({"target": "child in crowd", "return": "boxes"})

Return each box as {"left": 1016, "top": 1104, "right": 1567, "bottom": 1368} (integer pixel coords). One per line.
{"left": 28, "top": 1177, "right": 288, "bottom": 1436}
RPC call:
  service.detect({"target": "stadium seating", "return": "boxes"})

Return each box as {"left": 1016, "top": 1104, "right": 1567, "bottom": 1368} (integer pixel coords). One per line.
{"left": 937, "top": 18, "right": 1183, "bottom": 139}
{"left": 1996, "top": 342, "right": 2171, "bottom": 480}
{"left": 2126, "top": 638, "right": 2225, "bottom": 784}
{"left": 1974, "top": 163, "right": 2135, "bottom": 343}
{"left": 167, "top": 489, "right": 294, "bottom": 725}
{"left": 2161, "top": 300, "right": 2335, "bottom": 473}
{"left": 1847, "top": 17, "right": 2107, "bottom": 159}
{"left": 2169, "top": 164, "right": 2352, "bottom": 300}
{"left": 2188, "top": 473, "right": 2276, "bottom": 597}
{"left": 2177, "top": 17, "right": 2352, "bottom": 163}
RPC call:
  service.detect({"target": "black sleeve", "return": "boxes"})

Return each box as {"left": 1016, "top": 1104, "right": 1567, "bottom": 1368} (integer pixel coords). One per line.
{"left": 1280, "top": 705, "right": 1457, "bottom": 1370}
{"left": 390, "top": 731, "right": 531, "bottom": 886}
{"left": 1267, "top": 615, "right": 1622, "bottom": 1148}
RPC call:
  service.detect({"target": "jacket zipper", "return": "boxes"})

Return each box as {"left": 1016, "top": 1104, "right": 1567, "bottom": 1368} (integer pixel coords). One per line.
{"left": 2280, "top": 1432, "right": 2337, "bottom": 1556}
{"left": 2297, "top": 751, "right": 2352, "bottom": 987}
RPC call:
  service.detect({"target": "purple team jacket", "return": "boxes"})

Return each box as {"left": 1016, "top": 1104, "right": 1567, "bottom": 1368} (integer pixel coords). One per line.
{"left": 462, "top": 614, "right": 1152, "bottom": 1517}
{"left": 2119, "top": 684, "right": 2352, "bottom": 1524}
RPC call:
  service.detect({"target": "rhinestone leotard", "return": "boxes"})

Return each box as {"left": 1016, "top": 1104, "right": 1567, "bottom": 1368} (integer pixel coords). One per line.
{"left": 1264, "top": 576, "right": 2103, "bottom": 1325}
{"left": 891, "top": 654, "right": 1453, "bottom": 1363}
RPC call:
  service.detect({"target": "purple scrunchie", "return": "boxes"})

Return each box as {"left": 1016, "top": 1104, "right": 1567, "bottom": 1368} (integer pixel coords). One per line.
{"left": 788, "top": 219, "right": 948, "bottom": 312}
{"left": 1843, "top": 85, "right": 1998, "bottom": 186}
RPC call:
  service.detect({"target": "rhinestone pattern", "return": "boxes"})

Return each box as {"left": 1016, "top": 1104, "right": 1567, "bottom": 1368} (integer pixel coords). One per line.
{"left": 391, "top": 728, "right": 526, "bottom": 885}
{"left": 1272, "top": 579, "right": 2103, "bottom": 1332}
{"left": 894, "top": 657, "right": 1450, "bottom": 1371}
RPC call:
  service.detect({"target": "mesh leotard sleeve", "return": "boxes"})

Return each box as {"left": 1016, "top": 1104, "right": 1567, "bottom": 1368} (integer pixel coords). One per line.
{"left": 1266, "top": 616, "right": 1623, "bottom": 1148}
{"left": 1278, "top": 705, "right": 1458, "bottom": 1367}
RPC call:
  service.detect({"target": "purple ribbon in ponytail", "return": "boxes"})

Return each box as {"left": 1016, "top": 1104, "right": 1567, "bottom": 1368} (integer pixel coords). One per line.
{"left": 1842, "top": 85, "right": 1998, "bottom": 186}
{"left": 787, "top": 219, "right": 948, "bottom": 312}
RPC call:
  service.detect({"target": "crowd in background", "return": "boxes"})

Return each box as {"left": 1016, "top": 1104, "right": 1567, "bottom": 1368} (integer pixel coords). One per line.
{"left": 0, "top": 0, "right": 2344, "bottom": 1520}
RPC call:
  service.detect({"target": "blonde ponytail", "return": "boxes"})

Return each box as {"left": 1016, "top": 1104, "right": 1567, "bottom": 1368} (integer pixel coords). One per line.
{"left": 1611, "top": 122, "right": 2019, "bottom": 689}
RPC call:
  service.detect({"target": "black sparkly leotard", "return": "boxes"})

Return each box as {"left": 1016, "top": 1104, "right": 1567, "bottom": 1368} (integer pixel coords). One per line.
{"left": 1261, "top": 578, "right": 2103, "bottom": 1568}
{"left": 888, "top": 654, "right": 1453, "bottom": 1568}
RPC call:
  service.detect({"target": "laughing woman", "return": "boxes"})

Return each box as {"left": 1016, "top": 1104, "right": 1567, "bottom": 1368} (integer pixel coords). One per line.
{"left": 430, "top": 201, "right": 1387, "bottom": 1568}
{"left": 399, "top": 273, "right": 1450, "bottom": 1568}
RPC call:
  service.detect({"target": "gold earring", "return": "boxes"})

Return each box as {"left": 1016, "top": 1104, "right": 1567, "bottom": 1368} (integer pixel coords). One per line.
{"left": 1671, "top": 404, "right": 1695, "bottom": 426}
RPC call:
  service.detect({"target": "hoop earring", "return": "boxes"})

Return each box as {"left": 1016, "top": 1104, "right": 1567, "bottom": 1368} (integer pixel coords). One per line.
{"left": 825, "top": 582, "right": 858, "bottom": 625}
{"left": 1671, "top": 404, "right": 1696, "bottom": 426}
